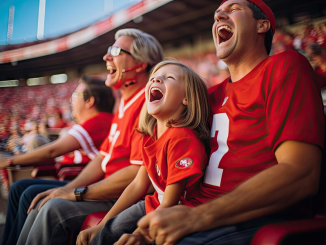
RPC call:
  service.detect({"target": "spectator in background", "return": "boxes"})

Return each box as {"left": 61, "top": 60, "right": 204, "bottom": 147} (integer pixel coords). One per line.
{"left": 6, "top": 127, "right": 23, "bottom": 155}
{"left": 317, "top": 22, "right": 326, "bottom": 49}
{"left": 20, "top": 119, "right": 49, "bottom": 153}
{"left": 307, "top": 43, "right": 326, "bottom": 75}
{"left": 306, "top": 43, "right": 326, "bottom": 89}
{"left": 0, "top": 125, "right": 10, "bottom": 152}
{"left": 0, "top": 75, "right": 115, "bottom": 245}
{"left": 37, "top": 122, "right": 49, "bottom": 140}
{"left": 48, "top": 109, "right": 67, "bottom": 129}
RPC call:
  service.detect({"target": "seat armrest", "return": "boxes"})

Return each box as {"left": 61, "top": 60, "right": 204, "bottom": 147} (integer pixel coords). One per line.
{"left": 251, "top": 218, "right": 326, "bottom": 245}
{"left": 55, "top": 162, "right": 87, "bottom": 171}
{"left": 31, "top": 166, "right": 57, "bottom": 178}
{"left": 57, "top": 166, "right": 85, "bottom": 181}
{"left": 80, "top": 211, "right": 108, "bottom": 231}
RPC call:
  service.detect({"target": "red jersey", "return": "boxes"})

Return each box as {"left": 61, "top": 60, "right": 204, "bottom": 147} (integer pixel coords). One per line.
{"left": 100, "top": 88, "right": 145, "bottom": 178}
{"left": 196, "top": 50, "right": 324, "bottom": 204}
{"left": 143, "top": 127, "right": 207, "bottom": 213}
{"left": 57, "top": 150, "right": 92, "bottom": 165}
{"left": 64, "top": 112, "right": 113, "bottom": 162}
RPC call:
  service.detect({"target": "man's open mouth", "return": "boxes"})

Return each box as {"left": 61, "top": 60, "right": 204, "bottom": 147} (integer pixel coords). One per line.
{"left": 218, "top": 25, "right": 234, "bottom": 44}
{"left": 107, "top": 66, "right": 117, "bottom": 75}
{"left": 149, "top": 87, "right": 163, "bottom": 102}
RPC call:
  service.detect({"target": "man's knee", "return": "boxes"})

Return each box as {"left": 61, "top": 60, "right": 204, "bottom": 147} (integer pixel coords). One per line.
{"left": 39, "top": 198, "right": 74, "bottom": 219}
{"left": 9, "top": 179, "right": 32, "bottom": 201}
{"left": 10, "top": 179, "right": 29, "bottom": 193}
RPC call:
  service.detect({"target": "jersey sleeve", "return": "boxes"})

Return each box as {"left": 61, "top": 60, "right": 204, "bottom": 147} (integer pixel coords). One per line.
{"left": 67, "top": 124, "right": 99, "bottom": 159}
{"left": 166, "top": 137, "right": 206, "bottom": 186}
{"left": 130, "top": 119, "right": 143, "bottom": 166}
{"left": 266, "top": 52, "right": 324, "bottom": 151}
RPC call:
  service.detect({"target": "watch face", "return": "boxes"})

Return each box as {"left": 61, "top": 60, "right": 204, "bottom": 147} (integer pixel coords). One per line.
{"left": 75, "top": 187, "right": 86, "bottom": 195}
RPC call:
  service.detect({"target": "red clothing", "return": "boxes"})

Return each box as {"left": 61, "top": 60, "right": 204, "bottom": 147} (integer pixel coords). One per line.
{"left": 50, "top": 119, "right": 67, "bottom": 129}
{"left": 58, "top": 150, "right": 93, "bottom": 164}
{"left": 194, "top": 50, "right": 324, "bottom": 205}
{"left": 143, "top": 127, "right": 207, "bottom": 213}
{"left": 315, "top": 68, "right": 326, "bottom": 89}
{"left": 62, "top": 112, "right": 113, "bottom": 163}
{"left": 100, "top": 89, "right": 145, "bottom": 178}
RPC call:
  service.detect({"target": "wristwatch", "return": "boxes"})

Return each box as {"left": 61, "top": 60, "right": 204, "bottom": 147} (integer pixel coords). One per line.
{"left": 74, "top": 186, "right": 88, "bottom": 201}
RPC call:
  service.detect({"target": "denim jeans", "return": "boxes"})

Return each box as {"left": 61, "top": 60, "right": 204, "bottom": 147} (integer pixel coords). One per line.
{"left": 17, "top": 196, "right": 114, "bottom": 245}
{"left": 91, "top": 201, "right": 146, "bottom": 245}
{"left": 1, "top": 178, "right": 67, "bottom": 245}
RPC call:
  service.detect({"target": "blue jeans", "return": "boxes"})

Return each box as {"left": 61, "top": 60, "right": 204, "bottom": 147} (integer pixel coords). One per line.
{"left": 91, "top": 201, "right": 146, "bottom": 245}
{"left": 17, "top": 195, "right": 114, "bottom": 244}
{"left": 176, "top": 215, "right": 291, "bottom": 245}
{"left": 1, "top": 179, "right": 67, "bottom": 245}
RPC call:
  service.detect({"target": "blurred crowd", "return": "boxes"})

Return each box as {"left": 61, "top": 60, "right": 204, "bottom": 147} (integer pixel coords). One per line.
{"left": 0, "top": 81, "right": 78, "bottom": 155}
{"left": 1, "top": 21, "right": 326, "bottom": 156}
{"left": 272, "top": 22, "right": 326, "bottom": 78}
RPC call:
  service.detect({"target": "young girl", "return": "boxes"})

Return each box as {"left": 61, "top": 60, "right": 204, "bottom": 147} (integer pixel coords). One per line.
{"left": 76, "top": 60, "right": 211, "bottom": 245}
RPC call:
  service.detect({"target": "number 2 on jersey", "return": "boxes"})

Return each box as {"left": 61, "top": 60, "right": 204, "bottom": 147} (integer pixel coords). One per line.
{"left": 204, "top": 113, "right": 229, "bottom": 187}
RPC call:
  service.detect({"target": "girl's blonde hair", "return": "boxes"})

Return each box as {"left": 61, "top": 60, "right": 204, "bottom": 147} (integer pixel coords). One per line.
{"left": 138, "top": 60, "right": 210, "bottom": 141}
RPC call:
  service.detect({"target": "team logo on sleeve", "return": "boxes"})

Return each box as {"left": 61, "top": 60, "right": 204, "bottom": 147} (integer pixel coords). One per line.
{"left": 175, "top": 158, "right": 193, "bottom": 169}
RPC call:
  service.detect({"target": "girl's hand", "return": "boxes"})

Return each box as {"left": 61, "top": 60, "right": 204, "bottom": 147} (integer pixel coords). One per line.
{"left": 76, "top": 225, "right": 102, "bottom": 245}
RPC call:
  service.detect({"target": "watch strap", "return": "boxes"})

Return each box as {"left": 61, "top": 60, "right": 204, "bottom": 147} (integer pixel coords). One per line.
{"left": 74, "top": 186, "right": 88, "bottom": 201}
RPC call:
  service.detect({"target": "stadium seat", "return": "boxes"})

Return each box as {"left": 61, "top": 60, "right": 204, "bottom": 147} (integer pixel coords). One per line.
{"left": 80, "top": 211, "right": 108, "bottom": 231}
{"left": 30, "top": 165, "right": 57, "bottom": 179}
{"left": 30, "top": 161, "right": 87, "bottom": 180}
{"left": 56, "top": 166, "right": 86, "bottom": 181}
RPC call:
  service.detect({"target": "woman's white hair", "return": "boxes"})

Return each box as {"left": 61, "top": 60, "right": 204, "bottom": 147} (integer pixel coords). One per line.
{"left": 115, "top": 29, "right": 164, "bottom": 72}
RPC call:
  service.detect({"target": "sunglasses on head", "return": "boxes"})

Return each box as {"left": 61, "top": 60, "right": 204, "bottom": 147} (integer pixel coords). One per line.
{"left": 107, "top": 46, "right": 132, "bottom": 57}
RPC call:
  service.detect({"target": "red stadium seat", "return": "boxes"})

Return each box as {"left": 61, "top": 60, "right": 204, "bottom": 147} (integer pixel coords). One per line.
{"left": 80, "top": 211, "right": 108, "bottom": 231}
{"left": 57, "top": 166, "right": 86, "bottom": 181}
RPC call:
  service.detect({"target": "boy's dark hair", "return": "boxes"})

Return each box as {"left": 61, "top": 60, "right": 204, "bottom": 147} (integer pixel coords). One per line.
{"left": 248, "top": 1, "right": 273, "bottom": 55}
{"left": 81, "top": 75, "right": 115, "bottom": 113}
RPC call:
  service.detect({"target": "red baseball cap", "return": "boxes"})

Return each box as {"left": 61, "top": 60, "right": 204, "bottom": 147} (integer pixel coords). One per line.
{"left": 219, "top": 0, "right": 276, "bottom": 34}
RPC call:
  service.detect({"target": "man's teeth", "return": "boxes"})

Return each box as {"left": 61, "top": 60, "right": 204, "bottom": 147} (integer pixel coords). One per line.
{"left": 218, "top": 25, "right": 233, "bottom": 33}
{"left": 218, "top": 25, "right": 234, "bottom": 40}
{"left": 107, "top": 66, "right": 117, "bottom": 74}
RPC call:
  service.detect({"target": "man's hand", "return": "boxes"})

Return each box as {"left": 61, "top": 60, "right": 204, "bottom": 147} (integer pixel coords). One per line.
{"left": 114, "top": 233, "right": 147, "bottom": 245}
{"left": 76, "top": 225, "right": 102, "bottom": 245}
{"left": 27, "top": 186, "right": 75, "bottom": 214}
{"left": 138, "top": 206, "right": 200, "bottom": 245}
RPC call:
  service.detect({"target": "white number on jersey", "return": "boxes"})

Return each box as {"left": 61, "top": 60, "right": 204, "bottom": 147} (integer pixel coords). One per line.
{"left": 203, "top": 113, "right": 229, "bottom": 187}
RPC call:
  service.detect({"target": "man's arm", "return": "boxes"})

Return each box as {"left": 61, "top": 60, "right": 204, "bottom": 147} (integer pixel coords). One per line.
{"left": 138, "top": 141, "right": 321, "bottom": 244}
{"left": 83, "top": 164, "right": 141, "bottom": 201}
{"left": 0, "top": 135, "right": 81, "bottom": 168}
